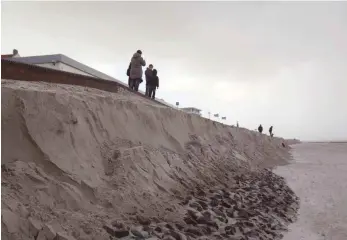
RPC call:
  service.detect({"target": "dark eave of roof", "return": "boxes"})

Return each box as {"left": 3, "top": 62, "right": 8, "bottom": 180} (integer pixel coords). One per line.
{"left": 1, "top": 54, "right": 14, "bottom": 59}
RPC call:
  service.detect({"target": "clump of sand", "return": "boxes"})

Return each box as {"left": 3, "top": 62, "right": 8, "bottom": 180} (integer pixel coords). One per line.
{"left": 1, "top": 79, "right": 297, "bottom": 240}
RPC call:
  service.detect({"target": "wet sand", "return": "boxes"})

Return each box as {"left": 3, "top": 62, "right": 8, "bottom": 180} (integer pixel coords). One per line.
{"left": 275, "top": 143, "right": 347, "bottom": 240}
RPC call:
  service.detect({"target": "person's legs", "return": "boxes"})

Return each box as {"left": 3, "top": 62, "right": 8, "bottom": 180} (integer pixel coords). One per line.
{"left": 132, "top": 79, "right": 137, "bottom": 91}
{"left": 134, "top": 79, "right": 140, "bottom": 91}
{"left": 129, "top": 78, "right": 134, "bottom": 90}
{"left": 145, "top": 85, "right": 149, "bottom": 96}
{"left": 151, "top": 88, "right": 156, "bottom": 99}
{"left": 148, "top": 86, "right": 153, "bottom": 98}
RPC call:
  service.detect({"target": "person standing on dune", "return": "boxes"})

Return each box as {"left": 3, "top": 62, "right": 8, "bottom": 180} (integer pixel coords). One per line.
{"left": 269, "top": 126, "right": 273, "bottom": 137}
{"left": 258, "top": 124, "right": 263, "bottom": 133}
{"left": 145, "top": 64, "right": 154, "bottom": 96}
{"left": 147, "top": 69, "right": 159, "bottom": 100}
{"left": 129, "top": 50, "right": 146, "bottom": 91}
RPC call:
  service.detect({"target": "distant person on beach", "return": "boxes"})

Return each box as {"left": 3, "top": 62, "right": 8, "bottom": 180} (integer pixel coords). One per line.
{"left": 147, "top": 69, "right": 159, "bottom": 100}
{"left": 258, "top": 124, "right": 263, "bottom": 133}
{"left": 237, "top": 121, "right": 239, "bottom": 128}
{"left": 145, "top": 64, "right": 154, "bottom": 96}
{"left": 129, "top": 50, "right": 146, "bottom": 91}
{"left": 269, "top": 126, "right": 273, "bottom": 137}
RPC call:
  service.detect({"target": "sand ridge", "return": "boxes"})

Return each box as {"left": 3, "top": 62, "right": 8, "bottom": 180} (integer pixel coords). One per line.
{"left": 2, "top": 79, "right": 297, "bottom": 240}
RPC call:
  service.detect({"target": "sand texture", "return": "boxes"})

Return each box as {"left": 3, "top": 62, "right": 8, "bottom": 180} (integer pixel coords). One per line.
{"left": 2, "top": 79, "right": 298, "bottom": 240}
{"left": 275, "top": 143, "right": 347, "bottom": 240}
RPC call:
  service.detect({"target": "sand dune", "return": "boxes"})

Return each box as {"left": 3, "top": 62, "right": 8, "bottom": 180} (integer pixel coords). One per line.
{"left": 2, "top": 79, "right": 297, "bottom": 240}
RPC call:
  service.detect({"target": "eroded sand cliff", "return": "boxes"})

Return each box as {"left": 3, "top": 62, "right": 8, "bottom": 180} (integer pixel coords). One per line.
{"left": 1, "top": 79, "right": 298, "bottom": 240}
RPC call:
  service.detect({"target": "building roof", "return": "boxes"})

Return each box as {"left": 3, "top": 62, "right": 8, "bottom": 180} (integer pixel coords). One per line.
{"left": 9, "top": 54, "right": 123, "bottom": 83}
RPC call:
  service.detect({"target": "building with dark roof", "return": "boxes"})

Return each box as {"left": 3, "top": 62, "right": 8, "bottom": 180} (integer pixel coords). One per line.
{"left": 8, "top": 53, "right": 124, "bottom": 83}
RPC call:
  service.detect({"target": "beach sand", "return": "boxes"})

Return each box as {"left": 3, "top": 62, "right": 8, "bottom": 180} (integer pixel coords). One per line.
{"left": 275, "top": 143, "right": 347, "bottom": 240}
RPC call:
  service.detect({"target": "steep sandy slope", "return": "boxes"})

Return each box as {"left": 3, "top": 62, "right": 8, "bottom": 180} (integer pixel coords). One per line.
{"left": 1, "top": 79, "right": 296, "bottom": 240}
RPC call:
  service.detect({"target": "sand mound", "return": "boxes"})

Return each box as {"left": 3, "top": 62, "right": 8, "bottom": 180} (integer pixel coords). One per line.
{"left": 1, "top": 79, "right": 297, "bottom": 240}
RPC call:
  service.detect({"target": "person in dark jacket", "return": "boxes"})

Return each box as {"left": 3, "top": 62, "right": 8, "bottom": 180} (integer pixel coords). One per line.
{"left": 145, "top": 64, "right": 153, "bottom": 96}
{"left": 129, "top": 50, "right": 146, "bottom": 91}
{"left": 258, "top": 124, "right": 263, "bottom": 133}
{"left": 269, "top": 126, "right": 273, "bottom": 137}
{"left": 147, "top": 69, "right": 159, "bottom": 99}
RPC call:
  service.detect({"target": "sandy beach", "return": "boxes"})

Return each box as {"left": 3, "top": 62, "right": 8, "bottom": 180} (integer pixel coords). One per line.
{"left": 275, "top": 143, "right": 347, "bottom": 240}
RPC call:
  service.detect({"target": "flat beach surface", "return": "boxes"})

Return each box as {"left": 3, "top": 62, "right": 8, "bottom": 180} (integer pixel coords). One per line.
{"left": 275, "top": 143, "right": 347, "bottom": 240}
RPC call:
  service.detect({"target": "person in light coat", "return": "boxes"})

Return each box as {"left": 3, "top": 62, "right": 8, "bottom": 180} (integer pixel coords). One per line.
{"left": 129, "top": 50, "right": 146, "bottom": 91}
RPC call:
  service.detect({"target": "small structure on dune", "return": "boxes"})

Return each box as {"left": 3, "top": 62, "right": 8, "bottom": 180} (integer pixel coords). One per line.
{"left": 180, "top": 107, "right": 202, "bottom": 116}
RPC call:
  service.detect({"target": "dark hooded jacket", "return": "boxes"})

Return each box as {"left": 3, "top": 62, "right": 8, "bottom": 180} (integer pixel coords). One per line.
{"left": 258, "top": 125, "right": 263, "bottom": 133}
{"left": 145, "top": 68, "right": 153, "bottom": 85}
{"left": 129, "top": 52, "right": 146, "bottom": 79}
{"left": 148, "top": 69, "right": 159, "bottom": 88}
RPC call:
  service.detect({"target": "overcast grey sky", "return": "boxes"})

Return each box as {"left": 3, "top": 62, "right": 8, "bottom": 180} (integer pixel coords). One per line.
{"left": 2, "top": 1, "right": 347, "bottom": 141}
